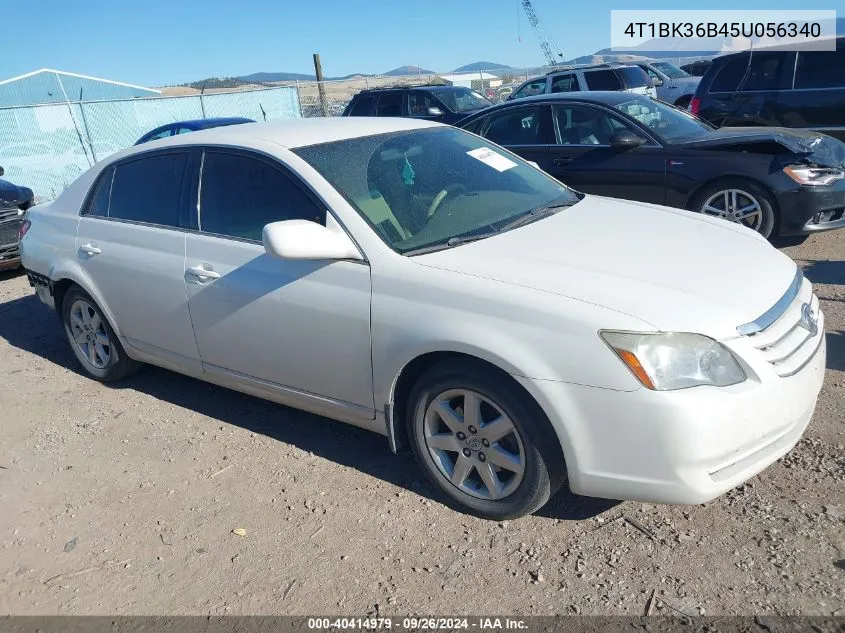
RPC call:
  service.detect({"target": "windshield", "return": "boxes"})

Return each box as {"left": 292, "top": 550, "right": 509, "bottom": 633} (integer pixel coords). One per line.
{"left": 617, "top": 66, "right": 650, "bottom": 88}
{"left": 613, "top": 96, "right": 713, "bottom": 142}
{"left": 652, "top": 62, "right": 691, "bottom": 79}
{"left": 293, "top": 127, "right": 578, "bottom": 255}
{"left": 432, "top": 88, "right": 493, "bottom": 113}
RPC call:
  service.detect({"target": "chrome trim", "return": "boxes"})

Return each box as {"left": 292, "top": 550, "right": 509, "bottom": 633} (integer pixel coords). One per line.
{"left": 737, "top": 267, "right": 804, "bottom": 336}
{"left": 776, "top": 332, "right": 825, "bottom": 378}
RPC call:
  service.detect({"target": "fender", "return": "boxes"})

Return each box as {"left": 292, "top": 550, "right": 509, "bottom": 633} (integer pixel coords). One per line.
{"left": 48, "top": 258, "right": 125, "bottom": 340}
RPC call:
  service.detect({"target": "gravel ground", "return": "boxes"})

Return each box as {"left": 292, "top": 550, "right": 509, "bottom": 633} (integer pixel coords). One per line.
{"left": 0, "top": 230, "right": 842, "bottom": 617}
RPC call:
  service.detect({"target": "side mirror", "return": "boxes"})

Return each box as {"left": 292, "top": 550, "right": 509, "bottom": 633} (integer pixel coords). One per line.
{"left": 609, "top": 130, "right": 646, "bottom": 149}
{"left": 262, "top": 220, "right": 363, "bottom": 261}
{"left": 652, "top": 78, "right": 663, "bottom": 87}
{"left": 0, "top": 166, "right": 4, "bottom": 177}
{"left": 427, "top": 107, "right": 444, "bottom": 117}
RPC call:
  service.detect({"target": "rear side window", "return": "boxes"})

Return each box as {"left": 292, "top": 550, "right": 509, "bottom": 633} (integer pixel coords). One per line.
{"left": 616, "top": 67, "right": 649, "bottom": 88}
{"left": 349, "top": 95, "right": 375, "bottom": 116}
{"left": 709, "top": 55, "right": 749, "bottom": 92}
{"left": 199, "top": 152, "right": 325, "bottom": 241}
{"left": 109, "top": 153, "right": 187, "bottom": 226}
{"left": 585, "top": 70, "right": 622, "bottom": 91}
{"left": 376, "top": 93, "right": 403, "bottom": 116}
{"left": 83, "top": 167, "right": 114, "bottom": 217}
{"left": 741, "top": 52, "right": 792, "bottom": 91}
{"left": 795, "top": 49, "right": 845, "bottom": 89}
{"left": 511, "top": 79, "right": 547, "bottom": 99}
{"left": 551, "top": 74, "right": 579, "bottom": 93}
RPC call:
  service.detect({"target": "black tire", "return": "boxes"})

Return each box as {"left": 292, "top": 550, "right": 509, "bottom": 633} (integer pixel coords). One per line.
{"left": 61, "top": 285, "right": 141, "bottom": 382}
{"left": 690, "top": 179, "right": 777, "bottom": 239}
{"left": 771, "top": 234, "right": 809, "bottom": 248}
{"left": 406, "top": 360, "right": 566, "bottom": 520}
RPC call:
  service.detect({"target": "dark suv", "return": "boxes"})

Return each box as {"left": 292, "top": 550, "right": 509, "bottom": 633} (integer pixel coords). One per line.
{"left": 342, "top": 86, "right": 493, "bottom": 125}
{"left": 0, "top": 166, "right": 34, "bottom": 271}
{"left": 691, "top": 37, "right": 845, "bottom": 142}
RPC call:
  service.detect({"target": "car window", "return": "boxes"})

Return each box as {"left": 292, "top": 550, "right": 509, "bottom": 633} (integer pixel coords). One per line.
{"left": 652, "top": 61, "right": 691, "bottom": 79}
{"left": 795, "top": 49, "right": 845, "bottom": 89}
{"left": 461, "top": 117, "right": 485, "bottom": 135}
{"left": 554, "top": 105, "right": 640, "bottom": 145}
{"left": 83, "top": 167, "right": 114, "bottom": 217}
{"left": 613, "top": 96, "right": 711, "bottom": 142}
{"left": 550, "top": 74, "right": 579, "bottom": 93}
{"left": 741, "top": 52, "right": 792, "bottom": 91}
{"left": 408, "top": 92, "right": 436, "bottom": 116}
{"left": 511, "top": 79, "right": 547, "bottom": 99}
{"left": 709, "top": 55, "right": 749, "bottom": 92}
{"left": 292, "top": 127, "right": 577, "bottom": 255}
{"left": 376, "top": 93, "right": 403, "bottom": 116}
{"left": 199, "top": 152, "right": 325, "bottom": 241}
{"left": 146, "top": 129, "right": 173, "bottom": 141}
{"left": 349, "top": 95, "right": 375, "bottom": 116}
{"left": 431, "top": 88, "right": 492, "bottom": 113}
{"left": 175, "top": 127, "right": 194, "bottom": 135}
{"left": 483, "top": 106, "right": 553, "bottom": 145}
{"left": 584, "top": 70, "right": 622, "bottom": 91}
{"left": 616, "top": 67, "right": 650, "bottom": 89}
{"left": 109, "top": 153, "right": 187, "bottom": 226}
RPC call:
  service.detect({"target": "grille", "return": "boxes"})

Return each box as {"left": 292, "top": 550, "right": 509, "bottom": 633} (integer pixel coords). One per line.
{"left": 0, "top": 207, "right": 21, "bottom": 248}
{"left": 741, "top": 274, "right": 824, "bottom": 377}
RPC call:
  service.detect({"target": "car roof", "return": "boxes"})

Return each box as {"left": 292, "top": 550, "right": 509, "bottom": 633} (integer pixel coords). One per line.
{"left": 131, "top": 117, "right": 444, "bottom": 152}
{"left": 460, "top": 91, "right": 649, "bottom": 119}
{"left": 355, "top": 85, "right": 466, "bottom": 95}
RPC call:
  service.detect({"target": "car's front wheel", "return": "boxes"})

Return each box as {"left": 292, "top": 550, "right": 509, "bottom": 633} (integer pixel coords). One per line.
{"left": 407, "top": 360, "right": 565, "bottom": 520}
{"left": 692, "top": 180, "right": 777, "bottom": 238}
{"left": 62, "top": 286, "right": 140, "bottom": 382}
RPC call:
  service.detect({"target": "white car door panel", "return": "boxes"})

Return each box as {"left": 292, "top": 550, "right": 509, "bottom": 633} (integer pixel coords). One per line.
{"left": 184, "top": 234, "right": 374, "bottom": 412}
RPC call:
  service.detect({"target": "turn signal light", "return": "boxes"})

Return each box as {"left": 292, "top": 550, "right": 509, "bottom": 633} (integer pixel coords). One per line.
{"left": 18, "top": 219, "right": 31, "bottom": 241}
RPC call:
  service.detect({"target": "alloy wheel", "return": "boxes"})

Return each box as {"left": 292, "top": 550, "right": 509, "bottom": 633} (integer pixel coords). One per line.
{"left": 700, "top": 188, "right": 763, "bottom": 231}
{"left": 423, "top": 389, "right": 526, "bottom": 500}
{"left": 68, "top": 299, "right": 111, "bottom": 369}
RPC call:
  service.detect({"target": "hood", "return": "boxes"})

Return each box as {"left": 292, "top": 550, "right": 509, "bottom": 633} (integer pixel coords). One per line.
{"left": 413, "top": 196, "right": 798, "bottom": 340}
{"left": 669, "top": 76, "right": 701, "bottom": 87}
{"left": 678, "top": 127, "right": 845, "bottom": 167}
{"left": 0, "top": 178, "right": 31, "bottom": 209}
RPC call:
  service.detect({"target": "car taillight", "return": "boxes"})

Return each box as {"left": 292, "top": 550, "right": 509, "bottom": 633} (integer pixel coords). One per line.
{"left": 18, "top": 219, "right": 31, "bottom": 241}
{"left": 689, "top": 97, "right": 701, "bottom": 115}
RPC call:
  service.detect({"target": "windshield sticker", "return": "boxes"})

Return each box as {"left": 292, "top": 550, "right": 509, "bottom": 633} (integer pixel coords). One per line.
{"left": 467, "top": 147, "right": 518, "bottom": 172}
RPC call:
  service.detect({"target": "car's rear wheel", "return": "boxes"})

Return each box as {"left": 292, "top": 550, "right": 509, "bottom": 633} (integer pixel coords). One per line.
{"left": 692, "top": 180, "right": 777, "bottom": 238}
{"left": 62, "top": 286, "right": 140, "bottom": 382}
{"left": 407, "top": 360, "right": 565, "bottom": 520}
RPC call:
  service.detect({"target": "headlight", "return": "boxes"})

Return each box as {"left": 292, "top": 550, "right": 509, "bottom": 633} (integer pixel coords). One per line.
{"left": 600, "top": 331, "right": 746, "bottom": 391}
{"left": 783, "top": 165, "right": 845, "bottom": 186}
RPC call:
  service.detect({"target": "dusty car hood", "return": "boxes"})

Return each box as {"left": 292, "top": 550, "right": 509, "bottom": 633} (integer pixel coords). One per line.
{"left": 678, "top": 127, "right": 845, "bottom": 167}
{"left": 413, "top": 196, "right": 799, "bottom": 340}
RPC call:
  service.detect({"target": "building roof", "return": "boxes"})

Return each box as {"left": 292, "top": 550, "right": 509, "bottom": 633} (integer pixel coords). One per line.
{"left": 0, "top": 69, "right": 160, "bottom": 107}
{"left": 438, "top": 72, "right": 499, "bottom": 81}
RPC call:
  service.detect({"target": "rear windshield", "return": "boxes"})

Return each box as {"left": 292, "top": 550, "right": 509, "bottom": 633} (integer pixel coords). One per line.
{"left": 616, "top": 66, "right": 650, "bottom": 88}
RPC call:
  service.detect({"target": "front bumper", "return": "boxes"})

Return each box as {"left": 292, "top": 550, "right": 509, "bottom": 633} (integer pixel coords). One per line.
{"left": 775, "top": 178, "right": 845, "bottom": 235}
{"left": 517, "top": 328, "right": 826, "bottom": 505}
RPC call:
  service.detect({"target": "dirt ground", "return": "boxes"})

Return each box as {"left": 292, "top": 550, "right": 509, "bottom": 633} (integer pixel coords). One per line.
{"left": 0, "top": 231, "right": 842, "bottom": 617}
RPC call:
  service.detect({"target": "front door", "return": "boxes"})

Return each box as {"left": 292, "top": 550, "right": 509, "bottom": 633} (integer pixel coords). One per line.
{"left": 479, "top": 103, "right": 556, "bottom": 169}
{"left": 544, "top": 103, "right": 666, "bottom": 204}
{"left": 183, "top": 148, "right": 374, "bottom": 417}
{"left": 74, "top": 150, "right": 200, "bottom": 369}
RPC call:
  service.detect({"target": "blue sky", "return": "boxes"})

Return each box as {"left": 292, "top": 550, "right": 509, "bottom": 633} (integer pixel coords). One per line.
{"left": 3, "top": 0, "right": 840, "bottom": 87}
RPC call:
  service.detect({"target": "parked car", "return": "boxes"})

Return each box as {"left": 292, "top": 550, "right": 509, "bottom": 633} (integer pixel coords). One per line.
{"left": 681, "top": 60, "right": 712, "bottom": 77}
{"left": 459, "top": 92, "right": 845, "bottom": 239}
{"left": 135, "top": 117, "right": 255, "bottom": 145}
{"left": 691, "top": 37, "right": 845, "bottom": 142}
{"left": 21, "top": 119, "right": 825, "bottom": 519}
{"left": 507, "top": 64, "right": 656, "bottom": 101}
{"left": 632, "top": 61, "right": 700, "bottom": 108}
{"left": 0, "top": 166, "right": 34, "bottom": 271}
{"left": 342, "top": 86, "right": 493, "bottom": 125}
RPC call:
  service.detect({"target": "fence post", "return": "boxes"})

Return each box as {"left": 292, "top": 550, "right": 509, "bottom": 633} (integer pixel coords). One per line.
{"left": 78, "top": 101, "right": 97, "bottom": 162}
{"left": 313, "top": 53, "right": 329, "bottom": 117}
{"left": 55, "top": 71, "right": 93, "bottom": 168}
{"left": 295, "top": 79, "right": 304, "bottom": 117}
{"left": 200, "top": 86, "right": 207, "bottom": 118}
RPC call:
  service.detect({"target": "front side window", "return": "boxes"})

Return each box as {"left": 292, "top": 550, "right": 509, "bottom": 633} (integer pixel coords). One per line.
{"left": 613, "top": 96, "right": 712, "bottom": 142}
{"left": 293, "top": 127, "right": 578, "bottom": 255}
{"left": 109, "top": 153, "right": 187, "bottom": 226}
{"left": 550, "top": 74, "right": 579, "bottom": 93}
{"left": 483, "top": 106, "right": 553, "bottom": 145}
{"left": 199, "top": 152, "right": 325, "bottom": 241}
{"left": 408, "top": 92, "right": 436, "bottom": 116}
{"left": 83, "top": 167, "right": 114, "bottom": 217}
{"left": 554, "top": 105, "right": 641, "bottom": 145}
{"left": 146, "top": 128, "right": 174, "bottom": 142}
{"left": 616, "top": 67, "right": 650, "bottom": 89}
{"left": 585, "top": 70, "right": 622, "bottom": 91}
{"left": 511, "top": 79, "right": 547, "bottom": 100}
{"left": 652, "top": 62, "right": 691, "bottom": 79}
{"left": 432, "top": 88, "right": 492, "bottom": 113}
{"left": 376, "top": 93, "right": 403, "bottom": 116}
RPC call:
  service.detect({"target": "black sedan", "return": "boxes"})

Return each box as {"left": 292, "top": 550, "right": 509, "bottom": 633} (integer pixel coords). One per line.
{"left": 0, "top": 167, "right": 34, "bottom": 271}
{"left": 458, "top": 92, "right": 845, "bottom": 239}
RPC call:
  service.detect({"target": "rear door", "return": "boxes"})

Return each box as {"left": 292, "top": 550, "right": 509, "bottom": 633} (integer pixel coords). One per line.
{"left": 776, "top": 46, "right": 845, "bottom": 140}
{"left": 475, "top": 104, "right": 556, "bottom": 168}
{"left": 374, "top": 92, "right": 404, "bottom": 117}
{"left": 183, "top": 148, "right": 374, "bottom": 418}
{"left": 75, "top": 150, "right": 200, "bottom": 369}
{"left": 546, "top": 103, "right": 666, "bottom": 204}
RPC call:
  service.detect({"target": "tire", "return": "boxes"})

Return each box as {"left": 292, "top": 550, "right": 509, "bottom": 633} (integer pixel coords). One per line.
{"left": 691, "top": 179, "right": 777, "bottom": 239}
{"left": 406, "top": 360, "right": 566, "bottom": 520}
{"left": 61, "top": 285, "right": 141, "bottom": 382}
{"left": 771, "top": 234, "right": 809, "bottom": 248}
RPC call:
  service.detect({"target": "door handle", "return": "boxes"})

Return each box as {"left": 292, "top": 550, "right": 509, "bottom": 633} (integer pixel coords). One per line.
{"left": 79, "top": 243, "right": 101, "bottom": 255}
{"left": 187, "top": 265, "right": 220, "bottom": 280}
{"left": 553, "top": 157, "right": 574, "bottom": 165}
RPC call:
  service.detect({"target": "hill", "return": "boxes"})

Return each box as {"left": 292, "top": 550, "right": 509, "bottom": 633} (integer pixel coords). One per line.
{"left": 452, "top": 61, "right": 513, "bottom": 72}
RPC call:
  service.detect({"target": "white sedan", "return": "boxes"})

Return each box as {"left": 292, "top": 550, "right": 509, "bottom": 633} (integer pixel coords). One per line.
{"left": 19, "top": 118, "right": 826, "bottom": 519}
